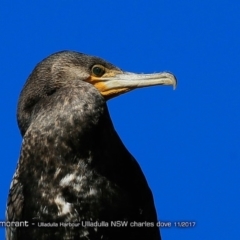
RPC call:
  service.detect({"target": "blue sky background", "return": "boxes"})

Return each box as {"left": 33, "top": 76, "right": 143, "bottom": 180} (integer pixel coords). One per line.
{"left": 1, "top": 1, "right": 239, "bottom": 239}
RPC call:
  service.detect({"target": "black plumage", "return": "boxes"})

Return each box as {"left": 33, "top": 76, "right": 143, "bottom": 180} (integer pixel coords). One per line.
{"left": 6, "top": 51, "right": 176, "bottom": 240}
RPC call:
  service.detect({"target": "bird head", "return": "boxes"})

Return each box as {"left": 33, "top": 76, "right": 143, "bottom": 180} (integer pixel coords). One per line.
{"left": 17, "top": 51, "right": 177, "bottom": 136}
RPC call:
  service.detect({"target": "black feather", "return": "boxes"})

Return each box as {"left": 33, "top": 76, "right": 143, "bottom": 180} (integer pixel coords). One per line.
{"left": 6, "top": 51, "right": 161, "bottom": 240}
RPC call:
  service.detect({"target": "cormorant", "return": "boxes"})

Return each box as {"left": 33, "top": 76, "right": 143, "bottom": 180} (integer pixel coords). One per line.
{"left": 6, "top": 51, "right": 176, "bottom": 240}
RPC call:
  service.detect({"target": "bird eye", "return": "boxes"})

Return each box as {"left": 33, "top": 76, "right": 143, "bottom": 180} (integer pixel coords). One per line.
{"left": 91, "top": 65, "right": 105, "bottom": 77}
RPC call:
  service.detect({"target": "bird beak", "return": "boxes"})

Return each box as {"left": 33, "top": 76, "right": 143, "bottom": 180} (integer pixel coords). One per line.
{"left": 89, "top": 71, "right": 177, "bottom": 99}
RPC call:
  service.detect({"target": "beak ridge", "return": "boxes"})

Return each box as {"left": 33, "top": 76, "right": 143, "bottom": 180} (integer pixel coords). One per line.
{"left": 102, "top": 71, "right": 177, "bottom": 90}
